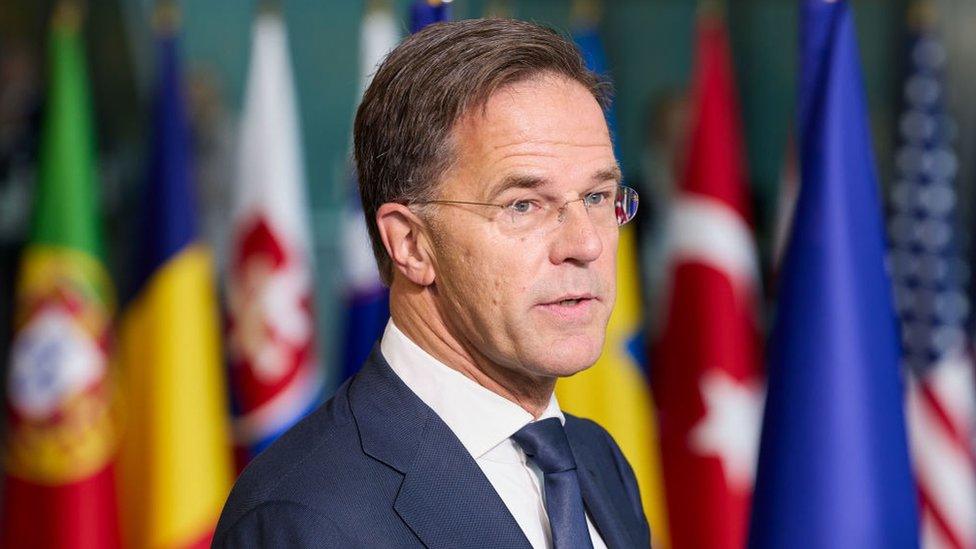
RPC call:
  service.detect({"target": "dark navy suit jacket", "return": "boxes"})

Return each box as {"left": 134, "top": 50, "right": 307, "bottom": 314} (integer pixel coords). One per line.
{"left": 213, "top": 348, "right": 651, "bottom": 548}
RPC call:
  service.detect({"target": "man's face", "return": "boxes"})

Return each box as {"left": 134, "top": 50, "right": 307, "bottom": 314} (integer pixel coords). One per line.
{"left": 425, "top": 74, "right": 619, "bottom": 380}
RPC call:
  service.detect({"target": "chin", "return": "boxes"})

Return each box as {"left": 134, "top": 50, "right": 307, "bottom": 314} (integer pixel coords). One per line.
{"left": 528, "top": 331, "right": 605, "bottom": 378}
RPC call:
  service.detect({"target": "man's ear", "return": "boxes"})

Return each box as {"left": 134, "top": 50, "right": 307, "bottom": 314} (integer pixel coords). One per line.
{"left": 376, "top": 203, "right": 436, "bottom": 286}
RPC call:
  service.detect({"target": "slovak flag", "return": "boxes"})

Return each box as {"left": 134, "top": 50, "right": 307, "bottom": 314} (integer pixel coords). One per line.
{"left": 227, "top": 10, "right": 323, "bottom": 460}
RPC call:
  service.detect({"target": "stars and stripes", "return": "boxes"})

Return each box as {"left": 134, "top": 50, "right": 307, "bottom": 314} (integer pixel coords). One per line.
{"left": 887, "top": 17, "right": 976, "bottom": 549}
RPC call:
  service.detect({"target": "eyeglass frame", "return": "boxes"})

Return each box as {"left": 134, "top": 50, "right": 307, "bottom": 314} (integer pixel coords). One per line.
{"left": 407, "top": 184, "right": 639, "bottom": 231}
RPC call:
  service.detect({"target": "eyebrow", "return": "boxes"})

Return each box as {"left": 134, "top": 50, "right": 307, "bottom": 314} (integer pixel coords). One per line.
{"left": 485, "top": 174, "right": 549, "bottom": 201}
{"left": 594, "top": 166, "right": 623, "bottom": 185}
{"left": 485, "top": 165, "right": 622, "bottom": 201}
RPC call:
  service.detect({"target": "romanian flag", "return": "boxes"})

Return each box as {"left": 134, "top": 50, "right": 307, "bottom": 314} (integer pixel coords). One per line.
{"left": 556, "top": 9, "right": 670, "bottom": 546}
{"left": 116, "top": 15, "right": 234, "bottom": 548}
{"left": 2, "top": 5, "right": 120, "bottom": 547}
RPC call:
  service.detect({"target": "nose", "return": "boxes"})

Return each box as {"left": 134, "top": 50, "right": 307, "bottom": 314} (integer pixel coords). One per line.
{"left": 549, "top": 200, "right": 604, "bottom": 265}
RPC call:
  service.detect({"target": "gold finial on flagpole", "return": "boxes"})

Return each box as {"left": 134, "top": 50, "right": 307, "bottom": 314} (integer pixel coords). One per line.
{"left": 256, "top": 0, "right": 283, "bottom": 16}
{"left": 907, "top": 0, "right": 937, "bottom": 32}
{"left": 484, "top": 0, "right": 511, "bottom": 19}
{"left": 152, "top": 0, "right": 181, "bottom": 35}
{"left": 366, "top": 0, "right": 393, "bottom": 14}
{"left": 52, "top": 0, "right": 83, "bottom": 32}
{"left": 571, "top": 0, "right": 602, "bottom": 27}
{"left": 697, "top": 0, "right": 727, "bottom": 20}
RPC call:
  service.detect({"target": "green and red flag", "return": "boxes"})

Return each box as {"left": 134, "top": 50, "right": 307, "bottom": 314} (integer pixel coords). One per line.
{"left": 2, "top": 5, "right": 120, "bottom": 548}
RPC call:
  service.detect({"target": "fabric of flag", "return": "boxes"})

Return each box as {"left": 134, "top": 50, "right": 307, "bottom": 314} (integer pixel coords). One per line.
{"left": 115, "top": 23, "right": 234, "bottom": 549}
{"left": 772, "top": 133, "right": 798, "bottom": 270}
{"left": 227, "top": 11, "right": 323, "bottom": 463}
{"left": 555, "top": 20, "right": 671, "bottom": 548}
{"left": 339, "top": 194, "right": 390, "bottom": 383}
{"left": 887, "top": 9, "right": 976, "bottom": 548}
{"left": 359, "top": 1, "right": 400, "bottom": 100}
{"left": 338, "top": 2, "right": 401, "bottom": 383}
{"left": 1, "top": 7, "right": 120, "bottom": 548}
{"left": 410, "top": 0, "right": 451, "bottom": 34}
{"left": 749, "top": 1, "right": 920, "bottom": 547}
{"left": 653, "top": 11, "right": 763, "bottom": 549}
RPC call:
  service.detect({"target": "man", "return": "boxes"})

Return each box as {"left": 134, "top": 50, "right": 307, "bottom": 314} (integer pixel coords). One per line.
{"left": 214, "top": 18, "right": 650, "bottom": 548}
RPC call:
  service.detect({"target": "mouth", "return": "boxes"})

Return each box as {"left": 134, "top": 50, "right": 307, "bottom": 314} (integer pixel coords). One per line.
{"left": 535, "top": 294, "right": 599, "bottom": 322}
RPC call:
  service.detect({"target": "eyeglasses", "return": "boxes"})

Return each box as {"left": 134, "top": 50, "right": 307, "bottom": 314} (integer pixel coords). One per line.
{"left": 411, "top": 185, "right": 639, "bottom": 235}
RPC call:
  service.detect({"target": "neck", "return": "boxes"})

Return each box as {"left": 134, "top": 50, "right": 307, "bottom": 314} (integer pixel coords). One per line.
{"left": 388, "top": 277, "right": 555, "bottom": 418}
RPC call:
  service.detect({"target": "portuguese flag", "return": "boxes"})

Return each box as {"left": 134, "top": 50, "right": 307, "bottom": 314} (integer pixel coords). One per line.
{"left": 2, "top": 4, "right": 121, "bottom": 548}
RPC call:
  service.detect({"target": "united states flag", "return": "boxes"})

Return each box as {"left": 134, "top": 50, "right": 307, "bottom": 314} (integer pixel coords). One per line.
{"left": 887, "top": 13, "right": 976, "bottom": 549}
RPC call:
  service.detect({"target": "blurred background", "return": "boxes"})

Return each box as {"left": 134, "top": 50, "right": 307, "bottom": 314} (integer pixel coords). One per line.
{"left": 3, "top": 0, "right": 976, "bottom": 547}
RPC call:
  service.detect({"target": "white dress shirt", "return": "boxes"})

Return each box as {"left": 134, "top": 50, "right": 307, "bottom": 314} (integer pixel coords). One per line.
{"left": 380, "top": 320, "right": 608, "bottom": 549}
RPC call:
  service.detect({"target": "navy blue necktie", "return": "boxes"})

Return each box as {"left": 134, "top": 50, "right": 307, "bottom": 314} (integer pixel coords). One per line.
{"left": 511, "top": 417, "right": 594, "bottom": 549}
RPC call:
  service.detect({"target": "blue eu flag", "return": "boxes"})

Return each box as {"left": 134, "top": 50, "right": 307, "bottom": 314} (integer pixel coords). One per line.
{"left": 749, "top": 1, "right": 920, "bottom": 547}
{"left": 410, "top": 0, "right": 450, "bottom": 34}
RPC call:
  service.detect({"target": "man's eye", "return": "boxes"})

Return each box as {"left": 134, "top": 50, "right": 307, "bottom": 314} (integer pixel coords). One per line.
{"left": 584, "top": 192, "right": 611, "bottom": 206}
{"left": 508, "top": 200, "right": 539, "bottom": 214}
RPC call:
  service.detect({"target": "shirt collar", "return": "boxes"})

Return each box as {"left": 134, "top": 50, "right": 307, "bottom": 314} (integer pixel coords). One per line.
{"left": 380, "top": 319, "right": 564, "bottom": 459}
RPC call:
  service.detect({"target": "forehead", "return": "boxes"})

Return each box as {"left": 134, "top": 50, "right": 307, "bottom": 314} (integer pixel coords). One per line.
{"left": 444, "top": 74, "right": 615, "bottom": 196}
{"left": 455, "top": 74, "right": 611, "bottom": 152}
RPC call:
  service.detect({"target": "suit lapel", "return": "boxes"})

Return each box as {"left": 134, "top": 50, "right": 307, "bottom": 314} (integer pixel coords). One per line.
{"left": 350, "top": 347, "right": 531, "bottom": 549}
{"left": 394, "top": 416, "right": 531, "bottom": 548}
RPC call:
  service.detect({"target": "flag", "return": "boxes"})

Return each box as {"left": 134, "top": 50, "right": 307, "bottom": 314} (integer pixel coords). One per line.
{"left": 555, "top": 12, "right": 671, "bottom": 547}
{"left": 337, "top": 1, "right": 402, "bottom": 383}
{"left": 749, "top": 1, "right": 920, "bottom": 547}
{"left": 888, "top": 4, "right": 976, "bottom": 547}
{"left": 772, "top": 133, "right": 798, "bottom": 270}
{"left": 653, "top": 10, "right": 763, "bottom": 549}
{"left": 2, "top": 5, "right": 120, "bottom": 547}
{"left": 410, "top": 0, "right": 451, "bottom": 34}
{"left": 358, "top": 0, "right": 400, "bottom": 100}
{"left": 227, "top": 10, "right": 323, "bottom": 463}
{"left": 116, "top": 16, "right": 234, "bottom": 548}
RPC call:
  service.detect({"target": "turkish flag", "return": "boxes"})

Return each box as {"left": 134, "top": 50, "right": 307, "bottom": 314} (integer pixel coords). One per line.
{"left": 653, "top": 11, "right": 764, "bottom": 549}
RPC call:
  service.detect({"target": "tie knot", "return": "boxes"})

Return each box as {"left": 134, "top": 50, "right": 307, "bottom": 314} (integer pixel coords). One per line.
{"left": 511, "top": 417, "right": 577, "bottom": 474}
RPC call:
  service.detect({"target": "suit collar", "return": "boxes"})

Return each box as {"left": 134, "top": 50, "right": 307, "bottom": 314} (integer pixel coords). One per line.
{"left": 348, "top": 346, "right": 428, "bottom": 473}
{"left": 380, "top": 319, "right": 548, "bottom": 459}
{"left": 349, "top": 347, "right": 532, "bottom": 548}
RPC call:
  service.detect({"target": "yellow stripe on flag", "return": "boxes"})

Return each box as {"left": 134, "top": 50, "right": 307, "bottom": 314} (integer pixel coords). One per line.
{"left": 117, "top": 244, "right": 233, "bottom": 548}
{"left": 556, "top": 226, "right": 670, "bottom": 547}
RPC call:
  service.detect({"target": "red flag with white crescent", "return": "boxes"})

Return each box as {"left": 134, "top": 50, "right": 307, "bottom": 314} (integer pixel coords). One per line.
{"left": 653, "top": 12, "right": 764, "bottom": 549}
